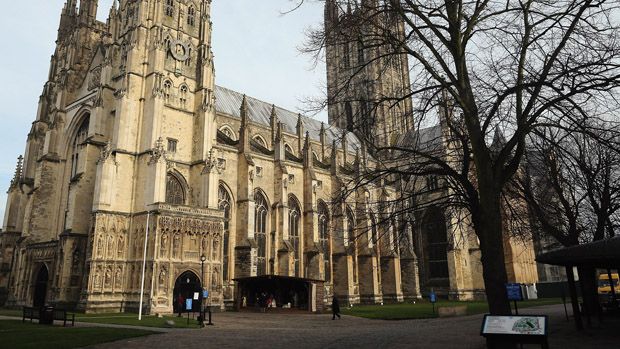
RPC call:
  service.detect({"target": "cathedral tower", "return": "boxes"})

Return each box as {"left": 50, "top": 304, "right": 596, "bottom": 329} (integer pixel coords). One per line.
{"left": 324, "top": 0, "right": 414, "bottom": 149}
{"left": 1, "top": 0, "right": 224, "bottom": 312}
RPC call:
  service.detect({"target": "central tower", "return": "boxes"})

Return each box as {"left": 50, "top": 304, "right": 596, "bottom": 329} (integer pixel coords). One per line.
{"left": 324, "top": 0, "right": 414, "bottom": 149}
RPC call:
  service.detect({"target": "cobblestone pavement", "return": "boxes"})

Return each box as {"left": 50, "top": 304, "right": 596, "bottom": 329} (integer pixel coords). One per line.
{"left": 80, "top": 305, "right": 620, "bottom": 349}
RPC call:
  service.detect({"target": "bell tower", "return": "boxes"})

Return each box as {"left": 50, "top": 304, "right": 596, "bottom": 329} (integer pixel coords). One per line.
{"left": 324, "top": 0, "right": 414, "bottom": 149}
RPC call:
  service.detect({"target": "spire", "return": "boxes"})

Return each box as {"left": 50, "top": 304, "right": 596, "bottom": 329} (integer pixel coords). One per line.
{"left": 64, "top": 0, "right": 78, "bottom": 14}
{"left": 320, "top": 122, "right": 326, "bottom": 160}
{"left": 58, "top": 0, "right": 78, "bottom": 42}
{"left": 303, "top": 131, "right": 313, "bottom": 169}
{"left": 270, "top": 104, "right": 278, "bottom": 143}
{"left": 239, "top": 95, "right": 250, "bottom": 152}
{"left": 324, "top": 0, "right": 339, "bottom": 29}
{"left": 10, "top": 155, "right": 23, "bottom": 189}
{"left": 296, "top": 113, "right": 304, "bottom": 153}
{"left": 78, "top": 0, "right": 98, "bottom": 24}
{"left": 331, "top": 139, "right": 339, "bottom": 175}
{"left": 240, "top": 94, "right": 248, "bottom": 127}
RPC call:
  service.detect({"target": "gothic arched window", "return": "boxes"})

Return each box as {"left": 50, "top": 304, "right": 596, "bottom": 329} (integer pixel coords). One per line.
{"left": 253, "top": 135, "right": 267, "bottom": 148}
{"left": 165, "top": 173, "right": 185, "bottom": 205}
{"left": 318, "top": 201, "right": 330, "bottom": 282}
{"left": 345, "top": 102, "right": 353, "bottom": 132}
{"left": 219, "top": 126, "right": 236, "bottom": 141}
{"left": 165, "top": 0, "right": 174, "bottom": 17}
{"left": 369, "top": 211, "right": 378, "bottom": 248}
{"left": 425, "top": 208, "right": 449, "bottom": 279}
{"left": 288, "top": 195, "right": 301, "bottom": 276}
{"left": 70, "top": 115, "right": 90, "bottom": 178}
{"left": 357, "top": 38, "right": 365, "bottom": 64}
{"left": 163, "top": 80, "right": 172, "bottom": 103}
{"left": 254, "top": 191, "right": 268, "bottom": 275}
{"left": 219, "top": 185, "right": 232, "bottom": 281}
{"left": 187, "top": 6, "right": 196, "bottom": 26}
{"left": 180, "top": 85, "right": 188, "bottom": 108}
{"left": 345, "top": 206, "right": 355, "bottom": 247}
{"left": 346, "top": 206, "right": 358, "bottom": 283}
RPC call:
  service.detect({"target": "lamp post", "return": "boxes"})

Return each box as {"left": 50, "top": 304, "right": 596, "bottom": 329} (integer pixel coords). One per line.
{"left": 200, "top": 254, "right": 206, "bottom": 328}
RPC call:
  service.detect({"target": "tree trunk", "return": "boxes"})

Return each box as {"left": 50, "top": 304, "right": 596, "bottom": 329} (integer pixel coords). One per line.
{"left": 476, "top": 187, "right": 512, "bottom": 315}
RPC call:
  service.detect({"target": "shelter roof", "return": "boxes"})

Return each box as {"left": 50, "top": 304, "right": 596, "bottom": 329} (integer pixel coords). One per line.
{"left": 233, "top": 275, "right": 324, "bottom": 284}
{"left": 536, "top": 237, "right": 620, "bottom": 268}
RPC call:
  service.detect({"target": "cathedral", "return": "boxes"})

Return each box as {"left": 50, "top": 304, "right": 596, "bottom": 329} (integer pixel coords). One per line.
{"left": 0, "top": 0, "right": 538, "bottom": 313}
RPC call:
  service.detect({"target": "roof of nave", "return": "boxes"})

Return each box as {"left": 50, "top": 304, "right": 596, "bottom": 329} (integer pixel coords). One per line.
{"left": 214, "top": 85, "right": 362, "bottom": 153}
{"left": 398, "top": 124, "right": 444, "bottom": 153}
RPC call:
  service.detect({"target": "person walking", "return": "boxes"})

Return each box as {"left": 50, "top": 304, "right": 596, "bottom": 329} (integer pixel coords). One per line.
{"left": 332, "top": 295, "right": 341, "bottom": 320}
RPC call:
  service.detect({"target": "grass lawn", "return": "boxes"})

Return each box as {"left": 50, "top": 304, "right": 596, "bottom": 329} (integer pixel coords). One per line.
{"left": 0, "top": 320, "right": 156, "bottom": 349}
{"left": 341, "top": 298, "right": 564, "bottom": 320}
{"left": 0, "top": 308, "right": 201, "bottom": 329}
{"left": 0, "top": 308, "right": 23, "bottom": 317}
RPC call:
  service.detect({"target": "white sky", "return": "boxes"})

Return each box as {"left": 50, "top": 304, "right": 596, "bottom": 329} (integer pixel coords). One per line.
{"left": 0, "top": 0, "right": 327, "bottom": 222}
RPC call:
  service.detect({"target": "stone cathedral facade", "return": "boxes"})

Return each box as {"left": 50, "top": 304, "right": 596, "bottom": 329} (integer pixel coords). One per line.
{"left": 0, "top": 0, "right": 538, "bottom": 313}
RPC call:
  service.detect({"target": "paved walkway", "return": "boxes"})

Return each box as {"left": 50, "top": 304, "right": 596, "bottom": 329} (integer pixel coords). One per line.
{"left": 83, "top": 304, "right": 620, "bottom": 349}
{"left": 4, "top": 305, "right": 619, "bottom": 348}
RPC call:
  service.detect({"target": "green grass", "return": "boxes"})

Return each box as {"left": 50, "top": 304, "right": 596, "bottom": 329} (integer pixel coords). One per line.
{"left": 0, "top": 320, "right": 156, "bottom": 349}
{"left": 0, "top": 308, "right": 202, "bottom": 329}
{"left": 0, "top": 309, "right": 23, "bottom": 317}
{"left": 341, "top": 298, "right": 564, "bottom": 320}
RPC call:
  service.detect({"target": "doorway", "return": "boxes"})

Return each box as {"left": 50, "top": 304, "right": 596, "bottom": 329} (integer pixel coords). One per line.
{"left": 173, "top": 271, "right": 202, "bottom": 313}
{"left": 33, "top": 265, "right": 49, "bottom": 307}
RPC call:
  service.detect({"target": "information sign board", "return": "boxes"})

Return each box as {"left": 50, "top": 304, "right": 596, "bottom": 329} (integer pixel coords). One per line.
{"left": 481, "top": 315, "right": 547, "bottom": 336}
{"left": 185, "top": 299, "right": 193, "bottom": 310}
{"left": 193, "top": 292, "right": 199, "bottom": 300}
{"left": 203, "top": 290, "right": 209, "bottom": 298}
{"left": 506, "top": 283, "right": 524, "bottom": 301}
{"left": 429, "top": 291, "right": 437, "bottom": 303}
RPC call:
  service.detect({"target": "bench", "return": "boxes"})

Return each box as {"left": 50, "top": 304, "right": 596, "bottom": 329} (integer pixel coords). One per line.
{"left": 52, "top": 308, "right": 75, "bottom": 327}
{"left": 22, "top": 307, "right": 75, "bottom": 327}
{"left": 22, "top": 307, "right": 41, "bottom": 323}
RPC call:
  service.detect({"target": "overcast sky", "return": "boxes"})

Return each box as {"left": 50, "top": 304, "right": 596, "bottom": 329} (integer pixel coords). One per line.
{"left": 0, "top": 0, "right": 326, "bottom": 222}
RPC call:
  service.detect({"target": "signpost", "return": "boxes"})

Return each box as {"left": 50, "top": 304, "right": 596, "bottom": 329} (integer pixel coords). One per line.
{"left": 481, "top": 314, "right": 549, "bottom": 348}
{"left": 185, "top": 298, "right": 193, "bottom": 325}
{"left": 506, "top": 283, "right": 524, "bottom": 315}
{"left": 429, "top": 291, "right": 437, "bottom": 314}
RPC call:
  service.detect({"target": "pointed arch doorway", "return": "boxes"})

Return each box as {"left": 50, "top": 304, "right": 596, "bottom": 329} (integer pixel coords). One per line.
{"left": 173, "top": 271, "right": 202, "bottom": 313}
{"left": 33, "top": 265, "right": 49, "bottom": 307}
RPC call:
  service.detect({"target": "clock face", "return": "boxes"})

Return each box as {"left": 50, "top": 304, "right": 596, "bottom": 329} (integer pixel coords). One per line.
{"left": 169, "top": 39, "right": 190, "bottom": 61}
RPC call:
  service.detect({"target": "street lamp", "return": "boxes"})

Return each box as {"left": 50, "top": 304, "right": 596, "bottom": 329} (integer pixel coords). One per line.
{"left": 200, "top": 254, "right": 206, "bottom": 328}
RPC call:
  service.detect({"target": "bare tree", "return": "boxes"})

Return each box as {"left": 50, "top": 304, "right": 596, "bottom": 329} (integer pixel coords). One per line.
{"left": 521, "top": 124, "right": 620, "bottom": 247}
{"left": 299, "top": 0, "right": 620, "bottom": 314}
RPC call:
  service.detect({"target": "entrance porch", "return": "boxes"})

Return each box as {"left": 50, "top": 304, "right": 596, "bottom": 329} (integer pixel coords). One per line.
{"left": 234, "top": 275, "right": 324, "bottom": 313}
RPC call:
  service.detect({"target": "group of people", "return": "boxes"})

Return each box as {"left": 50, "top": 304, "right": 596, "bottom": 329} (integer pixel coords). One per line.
{"left": 257, "top": 292, "right": 276, "bottom": 311}
{"left": 178, "top": 291, "right": 342, "bottom": 319}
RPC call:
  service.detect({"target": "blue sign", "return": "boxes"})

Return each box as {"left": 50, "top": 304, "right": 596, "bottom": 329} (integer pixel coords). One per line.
{"left": 203, "top": 290, "right": 209, "bottom": 298}
{"left": 429, "top": 291, "right": 437, "bottom": 303}
{"left": 506, "top": 283, "right": 523, "bottom": 301}
{"left": 185, "top": 298, "right": 193, "bottom": 310}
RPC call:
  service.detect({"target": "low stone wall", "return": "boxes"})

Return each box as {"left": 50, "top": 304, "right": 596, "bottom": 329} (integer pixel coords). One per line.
{"left": 437, "top": 305, "right": 467, "bottom": 318}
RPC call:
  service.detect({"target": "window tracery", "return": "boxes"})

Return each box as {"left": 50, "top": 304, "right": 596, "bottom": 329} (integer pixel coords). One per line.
{"left": 254, "top": 191, "right": 268, "bottom": 275}
{"left": 166, "top": 173, "right": 185, "bottom": 205}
